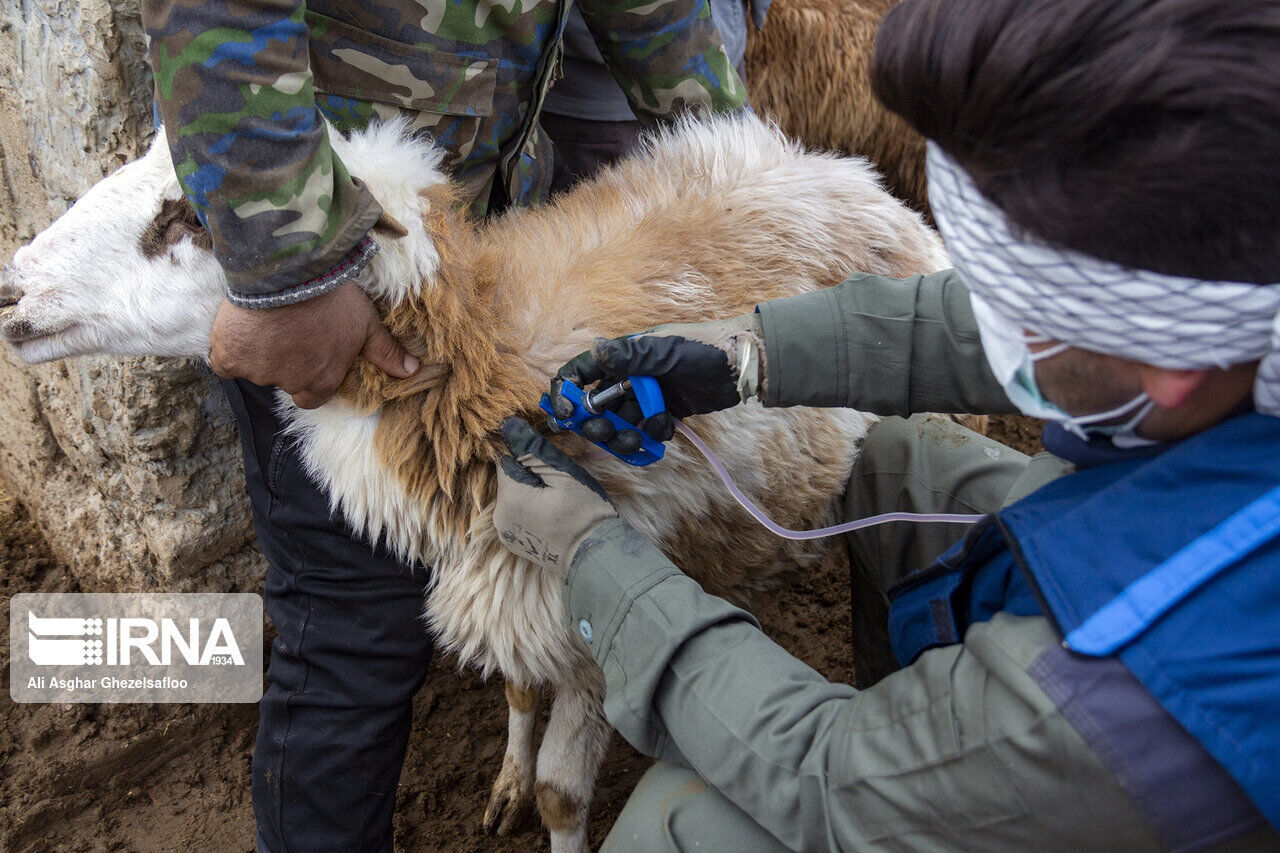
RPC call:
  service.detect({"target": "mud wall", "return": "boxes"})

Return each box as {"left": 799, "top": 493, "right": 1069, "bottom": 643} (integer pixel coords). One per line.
{"left": 0, "top": 0, "right": 264, "bottom": 591}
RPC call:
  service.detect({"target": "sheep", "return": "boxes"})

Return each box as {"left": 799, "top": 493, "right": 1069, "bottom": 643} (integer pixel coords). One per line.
{"left": 1, "top": 113, "right": 950, "bottom": 851}
{"left": 747, "top": 0, "right": 930, "bottom": 215}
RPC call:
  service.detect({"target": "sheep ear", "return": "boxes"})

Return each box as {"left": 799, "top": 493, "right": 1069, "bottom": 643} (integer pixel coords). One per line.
{"left": 372, "top": 209, "right": 409, "bottom": 239}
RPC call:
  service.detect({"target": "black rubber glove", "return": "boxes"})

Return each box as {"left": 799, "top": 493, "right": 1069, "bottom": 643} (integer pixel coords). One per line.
{"left": 553, "top": 313, "right": 764, "bottom": 447}
{"left": 492, "top": 417, "right": 619, "bottom": 576}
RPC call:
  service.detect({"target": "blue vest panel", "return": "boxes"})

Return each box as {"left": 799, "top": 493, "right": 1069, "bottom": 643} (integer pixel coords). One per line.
{"left": 889, "top": 412, "right": 1280, "bottom": 831}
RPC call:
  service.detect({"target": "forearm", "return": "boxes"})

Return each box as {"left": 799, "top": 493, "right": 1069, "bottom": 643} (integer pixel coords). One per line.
{"left": 566, "top": 519, "right": 857, "bottom": 849}
{"left": 757, "top": 269, "right": 1015, "bottom": 415}
{"left": 577, "top": 0, "right": 747, "bottom": 121}
{"left": 143, "top": 0, "right": 381, "bottom": 306}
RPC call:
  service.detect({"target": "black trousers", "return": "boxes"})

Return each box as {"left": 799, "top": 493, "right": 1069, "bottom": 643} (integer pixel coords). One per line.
{"left": 542, "top": 112, "right": 645, "bottom": 195}
{"left": 231, "top": 121, "right": 644, "bottom": 851}
{"left": 224, "top": 379, "right": 433, "bottom": 853}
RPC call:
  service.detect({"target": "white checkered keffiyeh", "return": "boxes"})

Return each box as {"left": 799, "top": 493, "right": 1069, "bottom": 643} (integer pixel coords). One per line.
{"left": 925, "top": 142, "right": 1280, "bottom": 416}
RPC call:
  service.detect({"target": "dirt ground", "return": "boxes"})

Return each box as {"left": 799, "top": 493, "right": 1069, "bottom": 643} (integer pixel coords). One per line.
{"left": 984, "top": 414, "right": 1046, "bottom": 457}
{"left": 0, "top": 485, "right": 854, "bottom": 852}
{"left": 0, "top": 418, "right": 1042, "bottom": 852}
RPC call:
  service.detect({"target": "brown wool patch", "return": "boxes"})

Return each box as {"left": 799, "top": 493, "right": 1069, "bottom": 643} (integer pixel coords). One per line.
{"left": 505, "top": 682, "right": 538, "bottom": 714}
{"left": 140, "top": 197, "right": 213, "bottom": 260}
{"left": 745, "top": 0, "right": 930, "bottom": 215}
{"left": 372, "top": 209, "right": 409, "bottom": 239}
{"left": 534, "top": 781, "right": 584, "bottom": 832}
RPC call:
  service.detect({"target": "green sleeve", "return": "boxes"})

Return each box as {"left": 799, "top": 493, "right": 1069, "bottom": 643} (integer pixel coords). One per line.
{"left": 143, "top": 0, "right": 382, "bottom": 307}
{"left": 564, "top": 519, "right": 1161, "bottom": 850}
{"left": 756, "top": 269, "right": 1016, "bottom": 415}
{"left": 575, "top": 0, "right": 748, "bottom": 122}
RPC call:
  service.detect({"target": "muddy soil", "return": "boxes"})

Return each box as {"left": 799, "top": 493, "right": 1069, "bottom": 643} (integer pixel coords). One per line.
{"left": 0, "top": 484, "right": 853, "bottom": 852}
{"left": 985, "top": 414, "right": 1046, "bottom": 457}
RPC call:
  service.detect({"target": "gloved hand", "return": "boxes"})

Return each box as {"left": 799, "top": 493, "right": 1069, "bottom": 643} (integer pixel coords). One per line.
{"left": 552, "top": 313, "right": 765, "bottom": 450}
{"left": 492, "top": 417, "right": 619, "bottom": 576}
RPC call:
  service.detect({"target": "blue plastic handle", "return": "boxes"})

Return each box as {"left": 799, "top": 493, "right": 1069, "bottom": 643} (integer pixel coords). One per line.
{"left": 540, "top": 376, "right": 667, "bottom": 466}
{"left": 630, "top": 376, "right": 664, "bottom": 420}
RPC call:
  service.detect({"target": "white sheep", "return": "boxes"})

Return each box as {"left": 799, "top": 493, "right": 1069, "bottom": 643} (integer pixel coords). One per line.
{"left": 1, "top": 113, "right": 950, "bottom": 851}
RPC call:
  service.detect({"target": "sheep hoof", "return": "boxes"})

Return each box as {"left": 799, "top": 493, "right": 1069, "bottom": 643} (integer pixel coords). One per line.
{"left": 483, "top": 776, "right": 534, "bottom": 837}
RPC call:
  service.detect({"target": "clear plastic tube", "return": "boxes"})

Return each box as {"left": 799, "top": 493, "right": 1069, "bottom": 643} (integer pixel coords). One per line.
{"left": 673, "top": 419, "right": 984, "bottom": 540}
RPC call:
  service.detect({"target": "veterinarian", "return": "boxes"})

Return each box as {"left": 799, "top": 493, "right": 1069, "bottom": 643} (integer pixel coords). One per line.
{"left": 139, "top": 0, "right": 746, "bottom": 849}
{"left": 493, "top": 0, "right": 1280, "bottom": 848}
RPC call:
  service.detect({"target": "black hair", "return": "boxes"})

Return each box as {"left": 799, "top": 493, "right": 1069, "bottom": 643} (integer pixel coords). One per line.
{"left": 873, "top": 0, "right": 1280, "bottom": 283}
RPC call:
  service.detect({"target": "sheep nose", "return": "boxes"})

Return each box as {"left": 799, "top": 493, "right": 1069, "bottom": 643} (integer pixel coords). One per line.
{"left": 0, "top": 264, "right": 20, "bottom": 309}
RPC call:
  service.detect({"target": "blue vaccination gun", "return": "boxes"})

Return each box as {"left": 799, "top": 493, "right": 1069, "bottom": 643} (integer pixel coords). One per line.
{"left": 540, "top": 376, "right": 667, "bottom": 466}
{"left": 540, "top": 375, "right": 985, "bottom": 538}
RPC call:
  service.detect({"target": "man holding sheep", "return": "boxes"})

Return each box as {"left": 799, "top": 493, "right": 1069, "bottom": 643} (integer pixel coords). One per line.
{"left": 140, "top": 0, "right": 747, "bottom": 848}
{"left": 494, "top": 0, "right": 1280, "bottom": 848}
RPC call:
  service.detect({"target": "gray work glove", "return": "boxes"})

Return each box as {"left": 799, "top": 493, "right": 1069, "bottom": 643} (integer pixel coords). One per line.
{"left": 493, "top": 417, "right": 619, "bottom": 576}
{"left": 551, "top": 313, "right": 765, "bottom": 450}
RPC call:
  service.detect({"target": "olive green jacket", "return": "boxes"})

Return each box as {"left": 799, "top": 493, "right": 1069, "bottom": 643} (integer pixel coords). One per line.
{"left": 756, "top": 269, "right": 1011, "bottom": 416}
{"left": 563, "top": 270, "right": 1279, "bottom": 850}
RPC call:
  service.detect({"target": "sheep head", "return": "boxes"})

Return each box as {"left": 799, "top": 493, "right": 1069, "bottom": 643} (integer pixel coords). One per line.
{"left": 2, "top": 132, "right": 225, "bottom": 363}
{"left": 2, "top": 118, "right": 450, "bottom": 365}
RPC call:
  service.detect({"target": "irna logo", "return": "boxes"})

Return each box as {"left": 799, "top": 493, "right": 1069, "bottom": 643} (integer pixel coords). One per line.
{"left": 27, "top": 611, "right": 245, "bottom": 667}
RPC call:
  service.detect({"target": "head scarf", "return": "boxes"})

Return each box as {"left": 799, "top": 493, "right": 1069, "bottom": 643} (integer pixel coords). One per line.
{"left": 926, "top": 142, "right": 1280, "bottom": 416}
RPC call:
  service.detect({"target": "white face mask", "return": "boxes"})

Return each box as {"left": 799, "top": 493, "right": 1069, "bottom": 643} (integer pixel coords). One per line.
{"left": 970, "top": 293, "right": 1157, "bottom": 446}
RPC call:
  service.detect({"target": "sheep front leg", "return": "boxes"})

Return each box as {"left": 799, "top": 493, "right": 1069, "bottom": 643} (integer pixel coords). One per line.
{"left": 535, "top": 663, "right": 611, "bottom": 853}
{"left": 483, "top": 680, "right": 540, "bottom": 836}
